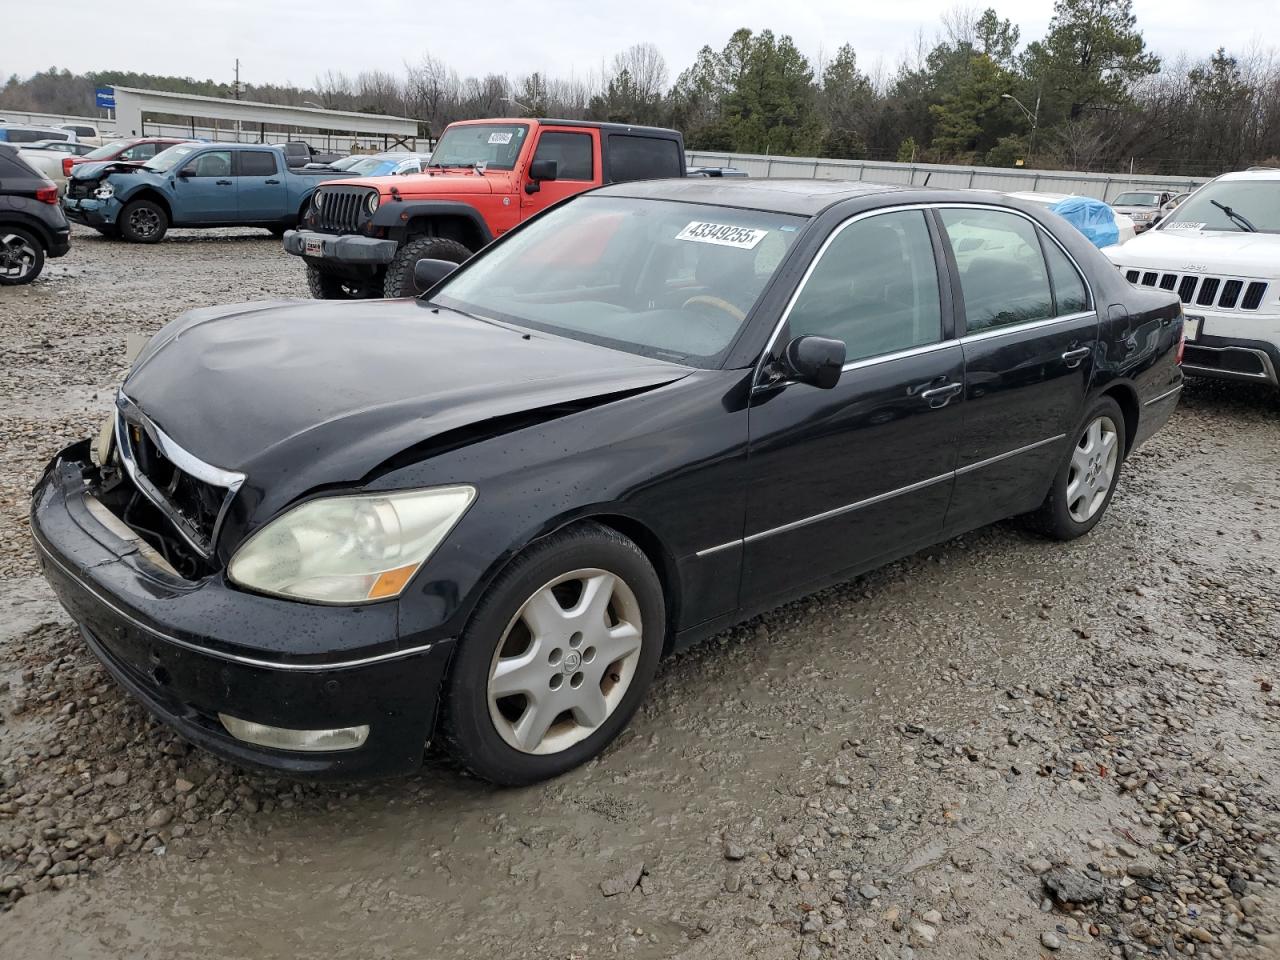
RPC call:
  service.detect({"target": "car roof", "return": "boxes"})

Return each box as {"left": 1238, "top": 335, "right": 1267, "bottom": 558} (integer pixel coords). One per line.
{"left": 448, "top": 117, "right": 682, "bottom": 139}
{"left": 1217, "top": 168, "right": 1280, "bottom": 181}
{"left": 595, "top": 178, "right": 906, "bottom": 216}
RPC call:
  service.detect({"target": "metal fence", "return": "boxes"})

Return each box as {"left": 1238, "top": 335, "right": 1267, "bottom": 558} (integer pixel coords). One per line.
{"left": 687, "top": 151, "right": 1212, "bottom": 202}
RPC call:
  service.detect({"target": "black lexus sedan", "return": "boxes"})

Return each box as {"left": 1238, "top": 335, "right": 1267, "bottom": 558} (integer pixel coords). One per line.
{"left": 31, "top": 179, "right": 1185, "bottom": 785}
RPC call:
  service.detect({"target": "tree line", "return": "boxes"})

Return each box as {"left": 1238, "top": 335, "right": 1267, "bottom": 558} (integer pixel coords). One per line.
{"left": 4, "top": 0, "right": 1278, "bottom": 176}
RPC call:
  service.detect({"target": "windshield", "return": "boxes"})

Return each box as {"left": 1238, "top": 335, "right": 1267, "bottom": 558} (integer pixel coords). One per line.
{"left": 429, "top": 123, "right": 528, "bottom": 171}
{"left": 85, "top": 140, "right": 133, "bottom": 159}
{"left": 433, "top": 196, "right": 805, "bottom": 366}
{"left": 330, "top": 155, "right": 362, "bottom": 170}
{"left": 1113, "top": 192, "right": 1160, "bottom": 206}
{"left": 346, "top": 156, "right": 400, "bottom": 177}
{"left": 1160, "top": 180, "right": 1280, "bottom": 233}
{"left": 145, "top": 144, "right": 199, "bottom": 172}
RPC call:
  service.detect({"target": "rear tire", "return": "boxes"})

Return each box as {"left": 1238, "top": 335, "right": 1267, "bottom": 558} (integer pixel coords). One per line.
{"left": 0, "top": 227, "right": 46, "bottom": 285}
{"left": 304, "top": 263, "right": 380, "bottom": 300}
{"left": 1027, "top": 397, "right": 1126, "bottom": 541}
{"left": 118, "top": 199, "right": 168, "bottom": 243}
{"left": 382, "top": 236, "right": 472, "bottom": 298}
{"left": 441, "top": 522, "right": 665, "bottom": 786}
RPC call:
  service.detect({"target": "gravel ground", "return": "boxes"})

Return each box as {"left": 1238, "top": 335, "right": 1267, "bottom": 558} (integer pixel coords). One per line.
{"left": 0, "top": 226, "right": 1277, "bottom": 959}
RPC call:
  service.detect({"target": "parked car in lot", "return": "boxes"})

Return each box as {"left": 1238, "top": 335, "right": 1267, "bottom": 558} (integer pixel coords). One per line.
{"left": 31, "top": 179, "right": 1184, "bottom": 784}
{"left": 1106, "top": 168, "right": 1280, "bottom": 387}
{"left": 63, "top": 137, "right": 193, "bottom": 181}
{"left": 282, "top": 141, "right": 347, "bottom": 169}
{"left": 1110, "top": 190, "right": 1177, "bottom": 233}
{"left": 0, "top": 144, "right": 71, "bottom": 284}
{"left": 16, "top": 140, "right": 96, "bottom": 192}
{"left": 1159, "top": 191, "right": 1192, "bottom": 222}
{"left": 0, "top": 125, "right": 72, "bottom": 145}
{"left": 62, "top": 142, "right": 345, "bottom": 242}
{"left": 284, "top": 117, "right": 687, "bottom": 299}
{"left": 55, "top": 122, "right": 111, "bottom": 147}
{"left": 335, "top": 152, "right": 434, "bottom": 178}
{"left": 1004, "top": 191, "right": 1136, "bottom": 247}
{"left": 302, "top": 154, "right": 363, "bottom": 172}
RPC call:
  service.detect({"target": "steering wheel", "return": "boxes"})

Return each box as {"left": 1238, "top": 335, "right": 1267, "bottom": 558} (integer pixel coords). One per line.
{"left": 682, "top": 295, "right": 746, "bottom": 323}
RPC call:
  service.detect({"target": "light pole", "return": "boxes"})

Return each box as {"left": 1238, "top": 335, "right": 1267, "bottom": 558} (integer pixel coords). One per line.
{"left": 1002, "top": 92, "right": 1041, "bottom": 161}
{"left": 501, "top": 96, "right": 531, "bottom": 113}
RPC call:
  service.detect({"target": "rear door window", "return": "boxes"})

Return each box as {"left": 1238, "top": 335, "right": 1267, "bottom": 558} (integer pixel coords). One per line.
{"left": 238, "top": 151, "right": 278, "bottom": 177}
{"left": 1041, "top": 234, "right": 1090, "bottom": 315}
{"left": 939, "top": 208, "right": 1054, "bottom": 333}
{"left": 606, "top": 135, "right": 682, "bottom": 182}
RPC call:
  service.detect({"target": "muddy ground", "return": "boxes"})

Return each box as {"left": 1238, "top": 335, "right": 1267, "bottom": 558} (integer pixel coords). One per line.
{"left": 0, "top": 227, "right": 1277, "bottom": 959}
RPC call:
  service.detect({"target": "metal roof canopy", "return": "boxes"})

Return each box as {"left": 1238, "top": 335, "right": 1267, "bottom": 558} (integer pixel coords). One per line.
{"left": 111, "top": 86, "right": 418, "bottom": 147}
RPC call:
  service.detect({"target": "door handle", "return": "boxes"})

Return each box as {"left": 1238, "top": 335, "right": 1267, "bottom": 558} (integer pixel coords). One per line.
{"left": 1062, "top": 346, "right": 1092, "bottom": 368}
{"left": 264, "top": 178, "right": 280, "bottom": 184}
{"left": 919, "top": 382, "right": 963, "bottom": 408}
{"left": 215, "top": 179, "right": 232, "bottom": 185}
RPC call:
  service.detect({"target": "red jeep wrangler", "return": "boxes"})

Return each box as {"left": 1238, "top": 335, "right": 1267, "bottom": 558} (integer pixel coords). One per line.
{"left": 283, "top": 118, "right": 687, "bottom": 298}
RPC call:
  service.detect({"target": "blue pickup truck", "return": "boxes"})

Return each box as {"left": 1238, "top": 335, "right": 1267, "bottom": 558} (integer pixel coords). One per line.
{"left": 62, "top": 143, "right": 343, "bottom": 242}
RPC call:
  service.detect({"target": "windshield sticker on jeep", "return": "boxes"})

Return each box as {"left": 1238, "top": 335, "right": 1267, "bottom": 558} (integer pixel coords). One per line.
{"left": 1163, "top": 221, "right": 1206, "bottom": 231}
{"left": 676, "top": 221, "right": 769, "bottom": 249}
{"left": 487, "top": 132, "right": 514, "bottom": 145}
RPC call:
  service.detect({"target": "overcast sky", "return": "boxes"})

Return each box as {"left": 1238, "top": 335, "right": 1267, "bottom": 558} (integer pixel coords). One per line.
{"left": 4, "top": 0, "right": 1272, "bottom": 92}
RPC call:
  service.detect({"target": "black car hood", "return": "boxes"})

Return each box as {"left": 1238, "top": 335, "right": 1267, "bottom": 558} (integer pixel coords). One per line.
{"left": 124, "top": 298, "right": 689, "bottom": 499}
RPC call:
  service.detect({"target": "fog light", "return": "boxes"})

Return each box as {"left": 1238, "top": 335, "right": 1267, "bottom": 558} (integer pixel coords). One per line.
{"left": 218, "top": 713, "right": 369, "bottom": 752}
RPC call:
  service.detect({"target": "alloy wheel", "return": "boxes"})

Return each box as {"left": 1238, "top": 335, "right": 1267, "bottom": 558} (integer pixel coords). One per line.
{"left": 0, "top": 233, "right": 39, "bottom": 281}
{"left": 129, "top": 207, "right": 161, "bottom": 239}
{"left": 487, "top": 568, "right": 644, "bottom": 755}
{"left": 1066, "top": 415, "right": 1119, "bottom": 523}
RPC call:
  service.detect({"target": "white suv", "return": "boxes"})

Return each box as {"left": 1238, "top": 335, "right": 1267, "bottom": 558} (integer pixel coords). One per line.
{"left": 1106, "top": 169, "right": 1280, "bottom": 387}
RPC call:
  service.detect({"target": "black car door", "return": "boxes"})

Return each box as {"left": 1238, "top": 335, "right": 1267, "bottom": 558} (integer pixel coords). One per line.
{"left": 741, "top": 208, "right": 964, "bottom": 605}
{"left": 935, "top": 206, "right": 1100, "bottom": 533}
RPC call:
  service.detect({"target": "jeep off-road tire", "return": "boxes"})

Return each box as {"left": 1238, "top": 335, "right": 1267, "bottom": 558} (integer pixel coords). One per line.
{"left": 382, "top": 236, "right": 473, "bottom": 298}
{"left": 304, "top": 264, "right": 380, "bottom": 300}
{"left": 118, "top": 199, "right": 168, "bottom": 243}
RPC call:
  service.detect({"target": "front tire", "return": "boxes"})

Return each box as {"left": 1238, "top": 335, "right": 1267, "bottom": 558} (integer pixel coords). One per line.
{"left": 1028, "top": 397, "right": 1126, "bottom": 541}
{"left": 304, "top": 263, "right": 380, "bottom": 300}
{"left": 382, "top": 236, "right": 472, "bottom": 298}
{"left": 0, "top": 227, "right": 46, "bottom": 285}
{"left": 442, "top": 523, "right": 665, "bottom": 786}
{"left": 118, "top": 199, "right": 168, "bottom": 243}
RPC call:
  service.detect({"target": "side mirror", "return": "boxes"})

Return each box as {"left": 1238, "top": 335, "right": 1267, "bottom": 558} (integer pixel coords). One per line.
{"left": 781, "top": 335, "right": 845, "bottom": 389}
{"left": 413, "top": 257, "right": 460, "bottom": 293}
{"left": 525, "top": 158, "right": 557, "bottom": 194}
{"left": 177, "top": 166, "right": 194, "bottom": 178}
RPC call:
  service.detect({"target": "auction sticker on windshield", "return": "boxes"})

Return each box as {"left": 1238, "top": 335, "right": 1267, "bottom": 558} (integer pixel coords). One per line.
{"left": 676, "top": 221, "right": 769, "bottom": 249}
{"left": 1162, "top": 222, "right": 1206, "bottom": 231}
{"left": 488, "top": 132, "right": 513, "bottom": 144}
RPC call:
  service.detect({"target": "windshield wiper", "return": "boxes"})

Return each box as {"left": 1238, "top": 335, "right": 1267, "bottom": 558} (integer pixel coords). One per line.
{"left": 428, "top": 162, "right": 474, "bottom": 169}
{"left": 1210, "top": 199, "right": 1257, "bottom": 232}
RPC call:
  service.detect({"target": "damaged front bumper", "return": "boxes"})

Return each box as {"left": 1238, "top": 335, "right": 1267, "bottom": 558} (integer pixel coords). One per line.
{"left": 29, "top": 440, "right": 455, "bottom": 780}
{"left": 61, "top": 196, "right": 120, "bottom": 229}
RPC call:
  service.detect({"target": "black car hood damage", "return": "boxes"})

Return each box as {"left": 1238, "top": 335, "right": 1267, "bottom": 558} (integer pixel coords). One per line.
{"left": 123, "top": 298, "right": 689, "bottom": 497}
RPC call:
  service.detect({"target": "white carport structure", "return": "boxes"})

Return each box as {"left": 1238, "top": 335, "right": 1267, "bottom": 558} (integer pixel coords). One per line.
{"left": 110, "top": 86, "right": 419, "bottom": 150}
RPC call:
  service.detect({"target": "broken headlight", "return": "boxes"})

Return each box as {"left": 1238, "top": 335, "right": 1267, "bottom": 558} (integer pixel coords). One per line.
{"left": 228, "top": 486, "right": 476, "bottom": 604}
{"left": 94, "top": 182, "right": 114, "bottom": 200}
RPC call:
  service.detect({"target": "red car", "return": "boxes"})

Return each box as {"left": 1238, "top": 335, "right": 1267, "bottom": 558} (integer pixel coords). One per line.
{"left": 62, "top": 137, "right": 192, "bottom": 178}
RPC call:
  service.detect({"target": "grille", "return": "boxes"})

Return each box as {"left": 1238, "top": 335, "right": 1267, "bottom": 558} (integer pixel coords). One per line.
{"left": 1123, "top": 268, "right": 1270, "bottom": 312}
{"left": 311, "top": 186, "right": 372, "bottom": 234}
{"left": 115, "top": 398, "right": 243, "bottom": 560}
{"left": 66, "top": 179, "right": 94, "bottom": 200}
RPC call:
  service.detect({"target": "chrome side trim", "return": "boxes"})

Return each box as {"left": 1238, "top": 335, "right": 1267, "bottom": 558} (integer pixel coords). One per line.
{"left": 115, "top": 390, "right": 245, "bottom": 558}
{"left": 954, "top": 434, "right": 1066, "bottom": 476}
{"left": 842, "top": 339, "right": 957, "bottom": 372}
{"left": 693, "top": 431, "right": 1068, "bottom": 555}
{"left": 742, "top": 471, "right": 954, "bottom": 545}
{"left": 957, "top": 310, "right": 1097, "bottom": 345}
{"left": 695, "top": 538, "right": 743, "bottom": 558}
{"left": 1144, "top": 383, "right": 1184, "bottom": 406}
{"left": 32, "top": 529, "right": 436, "bottom": 672}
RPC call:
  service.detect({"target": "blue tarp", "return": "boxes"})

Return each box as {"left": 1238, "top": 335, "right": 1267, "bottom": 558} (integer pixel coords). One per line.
{"left": 1049, "top": 196, "right": 1120, "bottom": 248}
